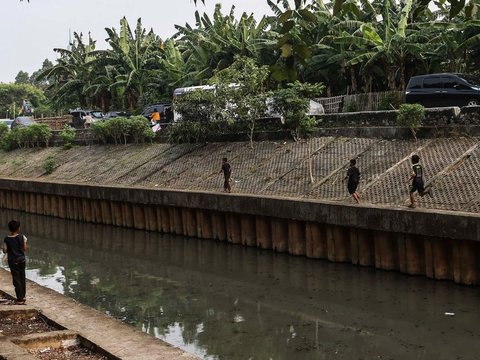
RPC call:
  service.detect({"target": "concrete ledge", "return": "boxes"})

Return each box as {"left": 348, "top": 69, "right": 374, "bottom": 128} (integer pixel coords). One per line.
{"left": 0, "top": 269, "right": 198, "bottom": 360}
{"left": 0, "top": 178, "right": 478, "bottom": 242}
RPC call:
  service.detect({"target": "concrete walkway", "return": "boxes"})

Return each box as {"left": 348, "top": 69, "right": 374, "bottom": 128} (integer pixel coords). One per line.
{"left": 0, "top": 268, "right": 198, "bottom": 360}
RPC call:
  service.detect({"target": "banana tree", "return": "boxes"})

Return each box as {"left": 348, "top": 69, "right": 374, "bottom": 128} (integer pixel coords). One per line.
{"left": 36, "top": 32, "right": 97, "bottom": 108}
{"left": 174, "top": 5, "right": 274, "bottom": 84}
{"left": 97, "top": 17, "right": 163, "bottom": 110}
{"left": 333, "top": 0, "right": 425, "bottom": 91}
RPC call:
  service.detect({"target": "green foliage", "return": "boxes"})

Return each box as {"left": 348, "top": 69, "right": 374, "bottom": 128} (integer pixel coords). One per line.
{"left": 0, "top": 124, "right": 52, "bottom": 150}
{"left": 0, "top": 83, "right": 46, "bottom": 118}
{"left": 379, "top": 93, "right": 405, "bottom": 110}
{"left": 272, "top": 81, "right": 325, "bottom": 140}
{"left": 23, "top": 0, "right": 480, "bottom": 111}
{"left": 173, "top": 90, "right": 218, "bottom": 122}
{"left": 91, "top": 117, "right": 155, "bottom": 145}
{"left": 30, "top": 124, "right": 53, "bottom": 147}
{"left": 0, "top": 124, "right": 9, "bottom": 142}
{"left": 44, "top": 155, "right": 56, "bottom": 175}
{"left": 210, "top": 56, "right": 270, "bottom": 121}
{"left": 129, "top": 116, "right": 155, "bottom": 143}
{"left": 91, "top": 121, "right": 109, "bottom": 144}
{"left": 107, "top": 117, "right": 131, "bottom": 145}
{"left": 167, "top": 120, "right": 243, "bottom": 143}
{"left": 397, "top": 104, "right": 425, "bottom": 140}
{"left": 0, "top": 131, "right": 15, "bottom": 152}
{"left": 168, "top": 121, "right": 206, "bottom": 143}
{"left": 210, "top": 56, "right": 271, "bottom": 147}
{"left": 60, "top": 124, "right": 76, "bottom": 149}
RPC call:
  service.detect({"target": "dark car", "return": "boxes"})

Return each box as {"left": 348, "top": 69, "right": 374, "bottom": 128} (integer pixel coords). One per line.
{"left": 11, "top": 116, "right": 35, "bottom": 130}
{"left": 406, "top": 73, "right": 480, "bottom": 107}
{"left": 141, "top": 104, "right": 173, "bottom": 123}
{"left": 104, "top": 111, "right": 131, "bottom": 119}
{"left": 69, "top": 109, "right": 104, "bottom": 128}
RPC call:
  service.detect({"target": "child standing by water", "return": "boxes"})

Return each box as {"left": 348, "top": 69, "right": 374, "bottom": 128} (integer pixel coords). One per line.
{"left": 2, "top": 220, "right": 27, "bottom": 305}
{"left": 344, "top": 159, "right": 360, "bottom": 204}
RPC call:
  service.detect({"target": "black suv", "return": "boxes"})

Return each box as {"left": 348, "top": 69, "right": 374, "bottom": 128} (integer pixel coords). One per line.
{"left": 406, "top": 73, "right": 480, "bottom": 107}
{"left": 141, "top": 104, "right": 173, "bottom": 123}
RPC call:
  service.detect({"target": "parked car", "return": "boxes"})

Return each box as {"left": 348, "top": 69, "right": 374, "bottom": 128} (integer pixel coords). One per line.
{"left": 11, "top": 116, "right": 35, "bottom": 130}
{"left": 141, "top": 104, "right": 173, "bottom": 123}
{"left": 69, "top": 109, "right": 104, "bottom": 128}
{"left": 0, "top": 119, "right": 13, "bottom": 130}
{"left": 104, "top": 111, "right": 131, "bottom": 120}
{"left": 406, "top": 73, "right": 480, "bottom": 107}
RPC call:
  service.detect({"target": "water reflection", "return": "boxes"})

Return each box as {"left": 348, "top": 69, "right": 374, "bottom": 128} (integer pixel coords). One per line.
{"left": 2, "top": 209, "right": 480, "bottom": 359}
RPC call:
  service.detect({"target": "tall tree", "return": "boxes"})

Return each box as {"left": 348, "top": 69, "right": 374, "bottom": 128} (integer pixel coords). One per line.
{"left": 97, "top": 17, "right": 163, "bottom": 110}
{"left": 15, "top": 71, "right": 30, "bottom": 84}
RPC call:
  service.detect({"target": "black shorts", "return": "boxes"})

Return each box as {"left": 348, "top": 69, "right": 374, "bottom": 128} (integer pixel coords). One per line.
{"left": 348, "top": 182, "right": 359, "bottom": 195}
{"left": 410, "top": 179, "right": 424, "bottom": 193}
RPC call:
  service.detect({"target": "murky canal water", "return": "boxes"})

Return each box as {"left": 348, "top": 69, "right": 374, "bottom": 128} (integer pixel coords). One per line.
{"left": 1, "top": 209, "right": 480, "bottom": 359}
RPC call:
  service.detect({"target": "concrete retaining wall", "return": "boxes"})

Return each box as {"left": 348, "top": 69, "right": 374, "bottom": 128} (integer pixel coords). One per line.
{"left": 0, "top": 178, "right": 479, "bottom": 285}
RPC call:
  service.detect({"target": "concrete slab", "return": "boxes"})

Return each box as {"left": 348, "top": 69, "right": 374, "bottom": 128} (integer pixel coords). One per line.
{"left": 0, "top": 269, "right": 198, "bottom": 360}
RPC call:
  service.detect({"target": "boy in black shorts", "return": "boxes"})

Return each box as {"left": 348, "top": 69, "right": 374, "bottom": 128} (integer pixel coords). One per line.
{"left": 344, "top": 159, "right": 360, "bottom": 204}
{"left": 406, "top": 154, "right": 430, "bottom": 208}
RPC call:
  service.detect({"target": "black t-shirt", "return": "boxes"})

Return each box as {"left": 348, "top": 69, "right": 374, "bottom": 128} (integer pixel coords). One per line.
{"left": 412, "top": 163, "right": 423, "bottom": 180}
{"left": 347, "top": 166, "right": 360, "bottom": 184}
{"left": 3, "top": 234, "right": 26, "bottom": 263}
{"left": 222, "top": 163, "right": 232, "bottom": 177}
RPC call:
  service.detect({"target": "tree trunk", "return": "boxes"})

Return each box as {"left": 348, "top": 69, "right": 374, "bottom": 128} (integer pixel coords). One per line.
{"left": 308, "top": 138, "right": 314, "bottom": 184}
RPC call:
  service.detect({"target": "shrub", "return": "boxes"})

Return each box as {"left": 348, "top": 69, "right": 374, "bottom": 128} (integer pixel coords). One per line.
{"left": 272, "top": 81, "right": 325, "bottom": 140}
{"left": 29, "top": 124, "right": 52, "bottom": 147}
{"left": 397, "top": 104, "right": 425, "bottom": 140}
{"left": 379, "top": 92, "right": 405, "bottom": 110}
{"left": 105, "top": 117, "right": 131, "bottom": 145}
{"left": 129, "top": 116, "right": 154, "bottom": 143}
{"left": 92, "top": 117, "right": 155, "bottom": 145}
{"left": 0, "top": 123, "right": 9, "bottom": 142}
{"left": 173, "top": 90, "right": 219, "bottom": 122}
{"left": 44, "top": 155, "right": 56, "bottom": 174}
{"left": 60, "top": 124, "right": 76, "bottom": 149}
{"left": 1, "top": 131, "right": 16, "bottom": 151}
{"left": 91, "top": 121, "right": 108, "bottom": 144}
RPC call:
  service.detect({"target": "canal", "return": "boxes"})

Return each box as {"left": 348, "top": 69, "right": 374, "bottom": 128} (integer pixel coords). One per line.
{"left": 1, "top": 209, "right": 479, "bottom": 360}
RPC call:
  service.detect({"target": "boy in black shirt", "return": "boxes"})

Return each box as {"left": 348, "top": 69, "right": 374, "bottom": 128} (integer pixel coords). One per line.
{"left": 2, "top": 220, "right": 28, "bottom": 304}
{"left": 344, "top": 159, "right": 360, "bottom": 204}
{"left": 219, "top": 157, "right": 232, "bottom": 193}
{"left": 407, "top": 154, "right": 430, "bottom": 208}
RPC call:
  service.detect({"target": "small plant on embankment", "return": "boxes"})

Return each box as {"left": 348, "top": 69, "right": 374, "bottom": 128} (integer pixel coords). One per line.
{"left": 60, "top": 124, "right": 76, "bottom": 149}
{"left": 44, "top": 154, "right": 56, "bottom": 174}
{"left": 397, "top": 103, "right": 425, "bottom": 140}
{"left": 272, "top": 81, "right": 325, "bottom": 141}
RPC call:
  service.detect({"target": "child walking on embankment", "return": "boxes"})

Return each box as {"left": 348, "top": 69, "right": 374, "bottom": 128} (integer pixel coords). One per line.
{"left": 406, "top": 154, "right": 431, "bottom": 208}
{"left": 344, "top": 159, "right": 360, "bottom": 204}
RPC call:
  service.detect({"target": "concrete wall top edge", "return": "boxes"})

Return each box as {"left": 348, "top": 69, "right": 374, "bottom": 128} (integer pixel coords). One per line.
{"left": 0, "top": 177, "right": 478, "bottom": 242}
